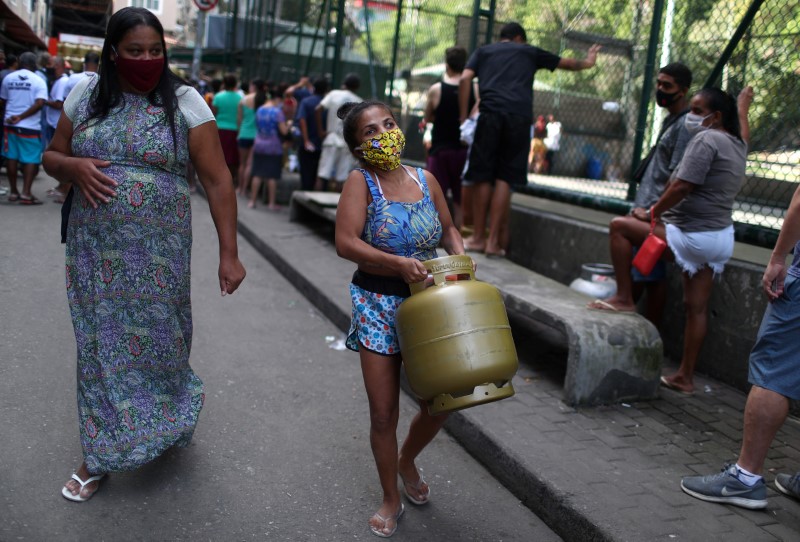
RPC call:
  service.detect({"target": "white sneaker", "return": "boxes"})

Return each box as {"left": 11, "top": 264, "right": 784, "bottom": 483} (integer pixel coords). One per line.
{"left": 0, "top": 187, "right": 8, "bottom": 196}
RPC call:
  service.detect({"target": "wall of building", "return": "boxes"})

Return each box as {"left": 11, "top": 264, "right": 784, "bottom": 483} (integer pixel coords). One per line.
{"left": 112, "top": 0, "right": 178, "bottom": 33}
{"left": 1, "top": 0, "right": 47, "bottom": 46}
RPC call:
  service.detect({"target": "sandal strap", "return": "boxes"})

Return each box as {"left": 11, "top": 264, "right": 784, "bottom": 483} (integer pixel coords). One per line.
{"left": 402, "top": 474, "right": 426, "bottom": 491}
{"left": 373, "top": 504, "right": 404, "bottom": 523}
{"left": 70, "top": 473, "right": 105, "bottom": 488}
{"left": 401, "top": 473, "right": 430, "bottom": 502}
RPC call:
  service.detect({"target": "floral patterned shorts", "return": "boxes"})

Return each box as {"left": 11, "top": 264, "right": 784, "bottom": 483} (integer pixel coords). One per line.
{"left": 346, "top": 281, "right": 408, "bottom": 356}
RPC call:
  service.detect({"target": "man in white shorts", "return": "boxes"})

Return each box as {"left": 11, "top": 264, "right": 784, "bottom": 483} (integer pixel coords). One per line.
{"left": 316, "top": 73, "right": 361, "bottom": 191}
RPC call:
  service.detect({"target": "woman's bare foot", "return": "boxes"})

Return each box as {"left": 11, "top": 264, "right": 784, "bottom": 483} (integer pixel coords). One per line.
{"left": 660, "top": 374, "right": 694, "bottom": 395}
{"left": 369, "top": 501, "right": 404, "bottom": 537}
{"left": 484, "top": 242, "right": 506, "bottom": 259}
{"left": 63, "top": 462, "right": 103, "bottom": 501}
{"left": 587, "top": 296, "right": 636, "bottom": 312}
{"left": 463, "top": 236, "right": 485, "bottom": 253}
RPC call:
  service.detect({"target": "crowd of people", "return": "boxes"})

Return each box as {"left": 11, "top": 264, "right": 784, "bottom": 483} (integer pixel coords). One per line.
{"left": 4, "top": 8, "right": 800, "bottom": 538}
{"left": 0, "top": 43, "right": 369, "bottom": 211}
{"left": 181, "top": 70, "right": 364, "bottom": 210}
{"left": 0, "top": 49, "right": 102, "bottom": 204}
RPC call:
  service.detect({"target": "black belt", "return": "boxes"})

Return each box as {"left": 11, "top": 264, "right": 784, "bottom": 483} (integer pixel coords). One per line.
{"left": 352, "top": 270, "right": 411, "bottom": 298}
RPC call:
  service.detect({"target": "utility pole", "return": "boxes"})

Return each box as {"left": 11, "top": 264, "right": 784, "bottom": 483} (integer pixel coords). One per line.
{"left": 191, "top": 0, "right": 219, "bottom": 80}
{"left": 191, "top": 10, "right": 207, "bottom": 81}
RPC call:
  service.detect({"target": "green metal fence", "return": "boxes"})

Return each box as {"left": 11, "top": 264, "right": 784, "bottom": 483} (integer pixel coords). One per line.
{"left": 508, "top": 0, "right": 798, "bottom": 246}
{"left": 207, "top": 0, "right": 797, "bottom": 247}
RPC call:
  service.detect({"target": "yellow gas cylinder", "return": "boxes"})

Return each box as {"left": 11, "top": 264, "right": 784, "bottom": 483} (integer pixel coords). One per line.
{"left": 396, "top": 255, "right": 518, "bottom": 415}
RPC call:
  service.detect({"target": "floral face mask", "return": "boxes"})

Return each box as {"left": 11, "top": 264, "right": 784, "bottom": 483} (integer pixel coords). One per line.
{"left": 359, "top": 128, "right": 405, "bottom": 171}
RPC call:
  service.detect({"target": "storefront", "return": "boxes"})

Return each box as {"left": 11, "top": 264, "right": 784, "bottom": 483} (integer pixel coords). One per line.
{"left": 0, "top": 2, "right": 47, "bottom": 52}
{"left": 52, "top": 33, "right": 104, "bottom": 72}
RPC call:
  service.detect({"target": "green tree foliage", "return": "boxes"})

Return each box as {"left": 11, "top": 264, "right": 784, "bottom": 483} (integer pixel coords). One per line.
{"left": 670, "top": 0, "right": 799, "bottom": 153}
{"left": 738, "top": 0, "right": 800, "bottom": 152}
{"left": 507, "top": 0, "right": 636, "bottom": 99}
{"left": 350, "top": 0, "right": 478, "bottom": 71}
{"left": 347, "top": 0, "right": 796, "bottom": 154}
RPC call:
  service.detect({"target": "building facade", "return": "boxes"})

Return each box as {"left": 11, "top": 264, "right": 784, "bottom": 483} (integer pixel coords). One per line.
{"left": 0, "top": 0, "right": 48, "bottom": 51}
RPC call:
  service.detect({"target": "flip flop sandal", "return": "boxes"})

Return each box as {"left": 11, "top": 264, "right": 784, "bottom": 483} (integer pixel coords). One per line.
{"left": 660, "top": 376, "right": 695, "bottom": 396}
{"left": 369, "top": 503, "right": 404, "bottom": 538}
{"left": 61, "top": 473, "right": 106, "bottom": 502}
{"left": 587, "top": 299, "right": 619, "bottom": 312}
{"left": 485, "top": 249, "right": 507, "bottom": 259}
{"left": 19, "top": 196, "right": 43, "bottom": 205}
{"left": 463, "top": 242, "right": 485, "bottom": 253}
{"left": 8, "top": 194, "right": 19, "bottom": 202}
{"left": 400, "top": 472, "right": 430, "bottom": 505}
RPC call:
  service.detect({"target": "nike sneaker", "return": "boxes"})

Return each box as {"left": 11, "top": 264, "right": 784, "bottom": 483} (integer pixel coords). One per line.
{"left": 681, "top": 464, "right": 767, "bottom": 509}
{"left": 775, "top": 472, "right": 800, "bottom": 501}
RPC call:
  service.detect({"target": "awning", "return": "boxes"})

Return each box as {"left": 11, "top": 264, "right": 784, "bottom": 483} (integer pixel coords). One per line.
{"left": 0, "top": 2, "right": 47, "bottom": 50}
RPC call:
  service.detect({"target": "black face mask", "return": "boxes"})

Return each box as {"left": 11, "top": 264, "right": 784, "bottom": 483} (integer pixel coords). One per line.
{"left": 655, "top": 89, "right": 680, "bottom": 108}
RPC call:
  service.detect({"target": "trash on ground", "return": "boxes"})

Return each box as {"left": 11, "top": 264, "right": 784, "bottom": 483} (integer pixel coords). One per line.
{"left": 326, "top": 335, "right": 347, "bottom": 350}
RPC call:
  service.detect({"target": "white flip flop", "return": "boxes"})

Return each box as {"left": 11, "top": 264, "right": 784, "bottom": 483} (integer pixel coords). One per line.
{"left": 400, "top": 472, "right": 430, "bottom": 505}
{"left": 61, "top": 473, "right": 105, "bottom": 502}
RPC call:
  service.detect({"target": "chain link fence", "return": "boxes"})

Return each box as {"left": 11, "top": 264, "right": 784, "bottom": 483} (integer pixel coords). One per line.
{"left": 347, "top": 1, "right": 480, "bottom": 163}
{"left": 198, "top": 0, "right": 795, "bottom": 246}
{"left": 509, "top": 0, "right": 797, "bottom": 245}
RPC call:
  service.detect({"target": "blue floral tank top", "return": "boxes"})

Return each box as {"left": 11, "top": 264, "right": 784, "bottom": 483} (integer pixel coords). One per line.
{"left": 360, "top": 167, "right": 442, "bottom": 261}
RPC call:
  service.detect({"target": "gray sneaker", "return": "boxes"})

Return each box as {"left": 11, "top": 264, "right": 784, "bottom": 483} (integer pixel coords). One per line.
{"left": 775, "top": 472, "right": 800, "bottom": 501}
{"left": 681, "top": 464, "right": 767, "bottom": 510}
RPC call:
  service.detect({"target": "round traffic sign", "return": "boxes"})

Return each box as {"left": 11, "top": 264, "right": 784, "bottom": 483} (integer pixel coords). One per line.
{"left": 193, "top": 0, "right": 219, "bottom": 11}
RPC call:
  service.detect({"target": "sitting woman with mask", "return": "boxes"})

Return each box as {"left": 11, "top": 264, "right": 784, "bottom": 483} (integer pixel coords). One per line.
{"left": 588, "top": 86, "right": 753, "bottom": 395}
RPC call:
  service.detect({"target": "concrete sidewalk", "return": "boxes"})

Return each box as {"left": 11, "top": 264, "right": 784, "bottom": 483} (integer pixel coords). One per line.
{"left": 236, "top": 188, "right": 800, "bottom": 541}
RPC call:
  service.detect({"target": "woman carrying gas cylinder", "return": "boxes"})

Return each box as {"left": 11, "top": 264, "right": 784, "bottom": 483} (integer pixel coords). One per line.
{"left": 334, "top": 100, "right": 466, "bottom": 537}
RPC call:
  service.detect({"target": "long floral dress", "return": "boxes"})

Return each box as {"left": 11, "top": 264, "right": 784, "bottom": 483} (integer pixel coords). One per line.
{"left": 65, "top": 78, "right": 204, "bottom": 474}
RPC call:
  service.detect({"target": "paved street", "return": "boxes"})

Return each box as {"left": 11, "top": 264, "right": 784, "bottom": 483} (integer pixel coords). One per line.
{"left": 0, "top": 178, "right": 559, "bottom": 541}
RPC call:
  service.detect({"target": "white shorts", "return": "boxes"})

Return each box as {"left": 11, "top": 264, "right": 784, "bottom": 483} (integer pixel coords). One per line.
{"left": 318, "top": 145, "right": 356, "bottom": 182}
{"left": 665, "top": 223, "right": 734, "bottom": 277}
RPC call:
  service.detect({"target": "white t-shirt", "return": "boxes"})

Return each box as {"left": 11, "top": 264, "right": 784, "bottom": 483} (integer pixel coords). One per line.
{"left": 63, "top": 76, "right": 215, "bottom": 130}
{"left": 62, "top": 71, "right": 96, "bottom": 99}
{"left": 46, "top": 74, "right": 70, "bottom": 129}
{"left": 544, "top": 121, "right": 561, "bottom": 151}
{"left": 319, "top": 89, "right": 361, "bottom": 147}
{"left": 662, "top": 129, "right": 747, "bottom": 232}
{"left": 0, "top": 68, "right": 49, "bottom": 130}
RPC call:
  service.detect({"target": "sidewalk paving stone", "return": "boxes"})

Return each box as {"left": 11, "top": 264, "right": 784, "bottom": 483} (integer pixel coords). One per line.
{"left": 235, "top": 191, "right": 800, "bottom": 541}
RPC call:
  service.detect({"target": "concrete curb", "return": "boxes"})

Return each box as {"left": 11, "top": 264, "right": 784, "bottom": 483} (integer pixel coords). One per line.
{"left": 444, "top": 410, "right": 615, "bottom": 541}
